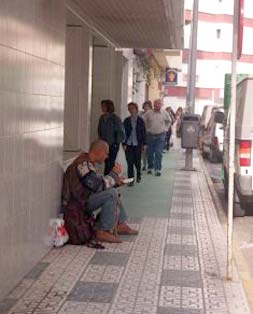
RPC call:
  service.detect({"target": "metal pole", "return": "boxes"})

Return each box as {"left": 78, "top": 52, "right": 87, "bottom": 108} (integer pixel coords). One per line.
{"left": 185, "top": 0, "right": 199, "bottom": 170}
{"left": 227, "top": 0, "right": 239, "bottom": 280}
{"left": 187, "top": 0, "right": 199, "bottom": 114}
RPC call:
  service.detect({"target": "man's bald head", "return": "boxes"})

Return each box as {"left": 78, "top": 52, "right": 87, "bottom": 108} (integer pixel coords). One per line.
{"left": 89, "top": 140, "right": 109, "bottom": 152}
{"left": 89, "top": 140, "right": 109, "bottom": 163}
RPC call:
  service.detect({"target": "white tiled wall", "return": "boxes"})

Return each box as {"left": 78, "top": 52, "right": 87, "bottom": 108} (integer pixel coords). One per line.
{"left": 91, "top": 46, "right": 124, "bottom": 142}
{"left": 0, "top": 1, "right": 65, "bottom": 299}
{"left": 64, "top": 21, "right": 93, "bottom": 153}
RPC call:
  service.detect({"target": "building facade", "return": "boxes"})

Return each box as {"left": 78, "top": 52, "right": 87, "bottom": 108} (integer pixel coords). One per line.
{"left": 164, "top": 0, "right": 253, "bottom": 114}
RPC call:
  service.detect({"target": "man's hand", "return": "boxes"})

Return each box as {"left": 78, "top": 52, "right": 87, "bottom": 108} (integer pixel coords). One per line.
{"left": 122, "top": 144, "right": 127, "bottom": 151}
{"left": 113, "top": 162, "right": 122, "bottom": 175}
{"left": 119, "top": 176, "right": 127, "bottom": 185}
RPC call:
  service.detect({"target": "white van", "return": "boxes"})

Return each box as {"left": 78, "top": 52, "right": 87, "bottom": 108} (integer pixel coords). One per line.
{"left": 223, "top": 78, "right": 253, "bottom": 216}
{"left": 202, "top": 107, "right": 224, "bottom": 162}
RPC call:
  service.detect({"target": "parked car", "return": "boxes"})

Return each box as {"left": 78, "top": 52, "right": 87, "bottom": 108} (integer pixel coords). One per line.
{"left": 199, "top": 105, "right": 223, "bottom": 149}
{"left": 223, "top": 77, "right": 253, "bottom": 216}
{"left": 202, "top": 108, "right": 224, "bottom": 163}
{"left": 199, "top": 105, "right": 213, "bottom": 149}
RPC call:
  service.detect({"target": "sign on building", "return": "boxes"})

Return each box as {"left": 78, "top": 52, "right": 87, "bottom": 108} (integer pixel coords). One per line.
{"left": 165, "top": 68, "right": 178, "bottom": 86}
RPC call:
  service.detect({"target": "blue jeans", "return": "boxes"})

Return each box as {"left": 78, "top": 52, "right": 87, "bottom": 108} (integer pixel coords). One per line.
{"left": 87, "top": 188, "right": 127, "bottom": 230}
{"left": 147, "top": 132, "right": 166, "bottom": 171}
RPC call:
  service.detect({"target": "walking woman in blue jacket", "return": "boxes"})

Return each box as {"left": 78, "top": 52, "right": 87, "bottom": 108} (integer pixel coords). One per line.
{"left": 123, "top": 102, "right": 146, "bottom": 186}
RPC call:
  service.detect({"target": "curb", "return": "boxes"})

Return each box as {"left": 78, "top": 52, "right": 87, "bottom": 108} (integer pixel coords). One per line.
{"left": 198, "top": 152, "right": 253, "bottom": 314}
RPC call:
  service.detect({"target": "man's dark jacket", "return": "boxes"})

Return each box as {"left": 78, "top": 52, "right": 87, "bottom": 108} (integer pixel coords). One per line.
{"left": 123, "top": 116, "right": 146, "bottom": 146}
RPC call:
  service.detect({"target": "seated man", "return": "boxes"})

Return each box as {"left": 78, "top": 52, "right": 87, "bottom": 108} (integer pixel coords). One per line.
{"left": 62, "top": 139, "right": 138, "bottom": 243}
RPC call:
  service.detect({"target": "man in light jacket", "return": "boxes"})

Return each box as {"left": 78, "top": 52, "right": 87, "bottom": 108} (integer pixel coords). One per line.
{"left": 143, "top": 99, "right": 171, "bottom": 176}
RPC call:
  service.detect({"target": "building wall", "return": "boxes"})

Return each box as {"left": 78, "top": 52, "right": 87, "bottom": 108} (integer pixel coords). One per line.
{"left": 64, "top": 22, "right": 93, "bottom": 153}
{"left": 185, "top": 21, "right": 253, "bottom": 55}
{"left": 185, "top": 0, "right": 253, "bottom": 18}
{"left": 91, "top": 46, "right": 124, "bottom": 142}
{"left": 121, "top": 58, "right": 131, "bottom": 119}
{"left": 0, "top": 1, "right": 65, "bottom": 298}
{"left": 148, "top": 74, "right": 161, "bottom": 102}
{"left": 168, "top": 0, "right": 253, "bottom": 111}
{"left": 132, "top": 59, "right": 146, "bottom": 107}
{"left": 91, "top": 46, "right": 113, "bottom": 142}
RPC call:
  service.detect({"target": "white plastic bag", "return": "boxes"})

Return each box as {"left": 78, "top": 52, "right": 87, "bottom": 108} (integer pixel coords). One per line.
{"left": 48, "top": 218, "right": 69, "bottom": 247}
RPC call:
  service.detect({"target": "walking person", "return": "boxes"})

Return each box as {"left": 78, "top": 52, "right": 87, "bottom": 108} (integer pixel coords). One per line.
{"left": 98, "top": 99, "right": 125, "bottom": 175}
{"left": 175, "top": 106, "right": 184, "bottom": 138}
{"left": 165, "top": 106, "right": 176, "bottom": 151}
{"left": 143, "top": 99, "right": 171, "bottom": 176}
{"left": 123, "top": 102, "right": 146, "bottom": 186}
{"left": 140, "top": 100, "right": 152, "bottom": 171}
{"left": 140, "top": 100, "right": 153, "bottom": 117}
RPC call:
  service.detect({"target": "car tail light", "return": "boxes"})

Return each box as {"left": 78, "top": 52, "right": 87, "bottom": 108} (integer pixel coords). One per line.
{"left": 240, "top": 140, "right": 251, "bottom": 167}
{"left": 212, "top": 136, "right": 218, "bottom": 146}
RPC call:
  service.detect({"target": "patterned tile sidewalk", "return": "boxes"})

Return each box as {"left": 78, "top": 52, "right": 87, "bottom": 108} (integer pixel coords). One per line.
{"left": 0, "top": 150, "right": 250, "bottom": 314}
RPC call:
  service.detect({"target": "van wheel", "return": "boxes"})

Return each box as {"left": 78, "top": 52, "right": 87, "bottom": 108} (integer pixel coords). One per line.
{"left": 223, "top": 168, "right": 228, "bottom": 199}
{"left": 233, "top": 188, "right": 246, "bottom": 217}
{"left": 224, "top": 184, "right": 228, "bottom": 199}
{"left": 233, "top": 202, "right": 246, "bottom": 217}
{"left": 224, "top": 174, "right": 245, "bottom": 216}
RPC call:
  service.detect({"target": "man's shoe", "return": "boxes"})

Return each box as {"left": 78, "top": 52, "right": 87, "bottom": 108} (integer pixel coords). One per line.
{"left": 142, "top": 166, "right": 146, "bottom": 171}
{"left": 117, "top": 223, "right": 139, "bottom": 235}
{"left": 137, "top": 177, "right": 141, "bottom": 183}
{"left": 96, "top": 230, "right": 122, "bottom": 243}
{"left": 147, "top": 169, "right": 152, "bottom": 174}
{"left": 128, "top": 181, "right": 134, "bottom": 187}
{"left": 155, "top": 171, "right": 161, "bottom": 176}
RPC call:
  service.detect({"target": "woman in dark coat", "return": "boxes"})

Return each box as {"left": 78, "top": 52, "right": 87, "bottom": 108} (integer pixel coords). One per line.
{"left": 123, "top": 102, "right": 146, "bottom": 186}
{"left": 98, "top": 99, "right": 125, "bottom": 175}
